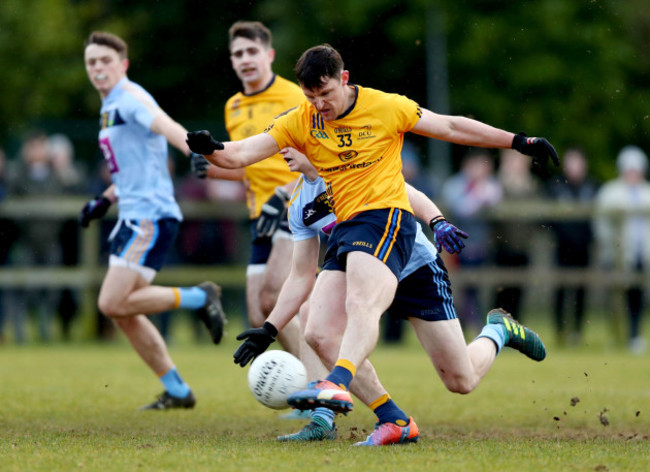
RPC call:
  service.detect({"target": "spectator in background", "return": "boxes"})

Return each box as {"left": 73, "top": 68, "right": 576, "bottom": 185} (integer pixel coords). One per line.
{"left": 402, "top": 140, "right": 436, "bottom": 198}
{"left": 6, "top": 130, "right": 65, "bottom": 342}
{"left": 547, "top": 148, "right": 599, "bottom": 346}
{"left": 48, "top": 133, "right": 87, "bottom": 340}
{"left": 0, "top": 146, "right": 20, "bottom": 343}
{"left": 594, "top": 145, "right": 650, "bottom": 354}
{"left": 492, "top": 148, "right": 541, "bottom": 321}
{"left": 49, "top": 133, "right": 85, "bottom": 192}
{"left": 442, "top": 149, "right": 502, "bottom": 333}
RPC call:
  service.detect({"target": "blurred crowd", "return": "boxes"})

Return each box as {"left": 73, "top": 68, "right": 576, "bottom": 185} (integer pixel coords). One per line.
{"left": 1, "top": 132, "right": 648, "bottom": 354}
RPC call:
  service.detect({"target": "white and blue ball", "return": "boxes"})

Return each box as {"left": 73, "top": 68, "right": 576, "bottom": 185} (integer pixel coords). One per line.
{"left": 247, "top": 350, "right": 308, "bottom": 409}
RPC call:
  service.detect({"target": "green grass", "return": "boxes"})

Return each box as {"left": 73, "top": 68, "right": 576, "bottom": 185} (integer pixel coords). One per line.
{"left": 1, "top": 315, "right": 648, "bottom": 472}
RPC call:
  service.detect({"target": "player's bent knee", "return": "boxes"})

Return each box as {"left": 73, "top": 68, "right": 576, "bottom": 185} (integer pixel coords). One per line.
{"left": 442, "top": 374, "right": 476, "bottom": 395}
{"left": 304, "top": 329, "right": 336, "bottom": 362}
{"left": 97, "top": 298, "right": 128, "bottom": 319}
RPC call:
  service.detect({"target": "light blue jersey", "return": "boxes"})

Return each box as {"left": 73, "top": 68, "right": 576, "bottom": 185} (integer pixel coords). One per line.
{"left": 288, "top": 175, "right": 436, "bottom": 280}
{"left": 98, "top": 77, "right": 182, "bottom": 221}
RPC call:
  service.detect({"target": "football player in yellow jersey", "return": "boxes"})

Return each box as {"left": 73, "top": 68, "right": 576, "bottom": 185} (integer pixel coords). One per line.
{"left": 187, "top": 44, "right": 559, "bottom": 417}
{"left": 192, "top": 21, "right": 304, "bottom": 356}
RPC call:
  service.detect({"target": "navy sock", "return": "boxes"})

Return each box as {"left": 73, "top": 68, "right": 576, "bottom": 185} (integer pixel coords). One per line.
{"left": 325, "top": 365, "right": 354, "bottom": 390}
{"left": 374, "top": 398, "right": 409, "bottom": 426}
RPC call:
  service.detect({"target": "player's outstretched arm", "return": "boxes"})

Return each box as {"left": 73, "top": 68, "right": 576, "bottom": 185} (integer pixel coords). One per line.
{"left": 187, "top": 130, "right": 280, "bottom": 169}
{"left": 266, "top": 236, "right": 320, "bottom": 330}
{"left": 151, "top": 112, "right": 193, "bottom": 156}
{"left": 411, "top": 108, "right": 559, "bottom": 167}
{"left": 233, "top": 236, "right": 320, "bottom": 367}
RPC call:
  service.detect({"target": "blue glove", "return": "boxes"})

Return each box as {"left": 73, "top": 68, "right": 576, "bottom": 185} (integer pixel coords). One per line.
{"left": 512, "top": 132, "right": 560, "bottom": 167}
{"left": 257, "top": 188, "right": 290, "bottom": 238}
{"left": 79, "top": 196, "right": 111, "bottom": 228}
{"left": 429, "top": 216, "right": 469, "bottom": 254}
{"left": 190, "top": 152, "right": 209, "bottom": 178}
{"left": 186, "top": 130, "right": 224, "bottom": 155}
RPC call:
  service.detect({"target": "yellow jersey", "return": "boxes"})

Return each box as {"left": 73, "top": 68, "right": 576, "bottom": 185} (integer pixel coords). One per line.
{"left": 225, "top": 75, "right": 304, "bottom": 219}
{"left": 266, "top": 85, "right": 421, "bottom": 222}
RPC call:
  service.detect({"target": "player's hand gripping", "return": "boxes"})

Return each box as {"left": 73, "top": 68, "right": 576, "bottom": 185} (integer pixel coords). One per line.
{"left": 429, "top": 216, "right": 469, "bottom": 255}
{"left": 233, "top": 321, "right": 278, "bottom": 367}
{"left": 190, "top": 152, "right": 209, "bottom": 179}
{"left": 186, "top": 130, "right": 224, "bottom": 155}
{"left": 79, "top": 196, "right": 111, "bottom": 228}
{"left": 257, "top": 187, "right": 290, "bottom": 238}
{"left": 512, "top": 132, "right": 560, "bottom": 167}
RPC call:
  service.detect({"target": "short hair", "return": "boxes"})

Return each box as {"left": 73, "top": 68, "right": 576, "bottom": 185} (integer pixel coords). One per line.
{"left": 84, "top": 31, "right": 128, "bottom": 59}
{"left": 228, "top": 21, "right": 272, "bottom": 49}
{"left": 294, "top": 44, "right": 344, "bottom": 90}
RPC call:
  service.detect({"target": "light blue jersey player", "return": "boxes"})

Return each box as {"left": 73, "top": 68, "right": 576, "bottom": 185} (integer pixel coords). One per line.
{"left": 234, "top": 148, "right": 547, "bottom": 446}
{"left": 288, "top": 173, "right": 443, "bottom": 292}
{"left": 80, "top": 31, "right": 226, "bottom": 411}
{"left": 98, "top": 76, "right": 182, "bottom": 223}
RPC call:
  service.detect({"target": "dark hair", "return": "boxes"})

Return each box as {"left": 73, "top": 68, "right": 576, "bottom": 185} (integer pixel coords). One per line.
{"left": 84, "top": 31, "right": 128, "bottom": 59}
{"left": 229, "top": 21, "right": 272, "bottom": 48}
{"left": 294, "top": 44, "right": 344, "bottom": 90}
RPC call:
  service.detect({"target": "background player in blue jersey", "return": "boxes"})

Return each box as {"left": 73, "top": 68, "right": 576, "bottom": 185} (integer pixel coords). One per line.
{"left": 234, "top": 149, "right": 546, "bottom": 445}
{"left": 81, "top": 31, "right": 226, "bottom": 410}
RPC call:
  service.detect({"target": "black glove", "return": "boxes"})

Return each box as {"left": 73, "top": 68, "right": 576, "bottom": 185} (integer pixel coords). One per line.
{"left": 190, "top": 152, "right": 209, "bottom": 179}
{"left": 233, "top": 321, "right": 278, "bottom": 367}
{"left": 186, "top": 130, "right": 224, "bottom": 155}
{"left": 257, "top": 188, "right": 290, "bottom": 238}
{"left": 512, "top": 132, "right": 560, "bottom": 167}
{"left": 79, "top": 196, "right": 111, "bottom": 228}
{"left": 429, "top": 216, "right": 469, "bottom": 255}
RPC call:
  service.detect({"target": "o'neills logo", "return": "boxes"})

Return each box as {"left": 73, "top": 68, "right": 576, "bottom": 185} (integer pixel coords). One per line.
{"left": 338, "top": 150, "right": 358, "bottom": 162}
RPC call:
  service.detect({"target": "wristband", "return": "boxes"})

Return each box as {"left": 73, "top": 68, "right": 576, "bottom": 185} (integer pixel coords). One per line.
{"left": 429, "top": 216, "right": 446, "bottom": 228}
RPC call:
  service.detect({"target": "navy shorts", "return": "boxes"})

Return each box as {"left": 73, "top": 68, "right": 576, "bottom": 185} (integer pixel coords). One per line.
{"left": 322, "top": 208, "right": 416, "bottom": 279}
{"left": 387, "top": 255, "right": 458, "bottom": 322}
{"left": 110, "top": 218, "right": 179, "bottom": 271}
{"left": 248, "top": 216, "right": 291, "bottom": 265}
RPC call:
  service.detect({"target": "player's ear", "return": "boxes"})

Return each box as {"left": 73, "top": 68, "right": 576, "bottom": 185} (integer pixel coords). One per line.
{"left": 341, "top": 70, "right": 349, "bottom": 86}
{"left": 268, "top": 47, "right": 276, "bottom": 64}
{"left": 122, "top": 58, "right": 130, "bottom": 73}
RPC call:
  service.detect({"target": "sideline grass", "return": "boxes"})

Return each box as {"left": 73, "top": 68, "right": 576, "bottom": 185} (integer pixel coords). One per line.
{"left": 1, "top": 316, "right": 648, "bottom": 472}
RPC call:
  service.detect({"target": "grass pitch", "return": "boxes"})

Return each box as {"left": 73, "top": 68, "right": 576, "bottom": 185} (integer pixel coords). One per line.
{"left": 1, "top": 315, "right": 648, "bottom": 472}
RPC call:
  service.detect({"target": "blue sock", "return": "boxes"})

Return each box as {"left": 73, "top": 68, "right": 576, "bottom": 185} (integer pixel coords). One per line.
{"left": 176, "top": 287, "right": 207, "bottom": 309}
{"left": 476, "top": 323, "right": 506, "bottom": 354}
{"left": 311, "top": 407, "right": 335, "bottom": 427}
{"left": 160, "top": 366, "right": 191, "bottom": 398}
{"left": 374, "top": 398, "right": 409, "bottom": 426}
{"left": 325, "top": 365, "right": 354, "bottom": 390}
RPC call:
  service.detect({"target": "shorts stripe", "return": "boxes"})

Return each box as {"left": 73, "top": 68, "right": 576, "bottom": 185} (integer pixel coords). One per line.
{"left": 124, "top": 220, "right": 155, "bottom": 265}
{"left": 374, "top": 208, "right": 402, "bottom": 262}
{"left": 140, "top": 221, "right": 159, "bottom": 265}
{"left": 429, "top": 260, "right": 456, "bottom": 320}
{"left": 124, "top": 220, "right": 148, "bottom": 264}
